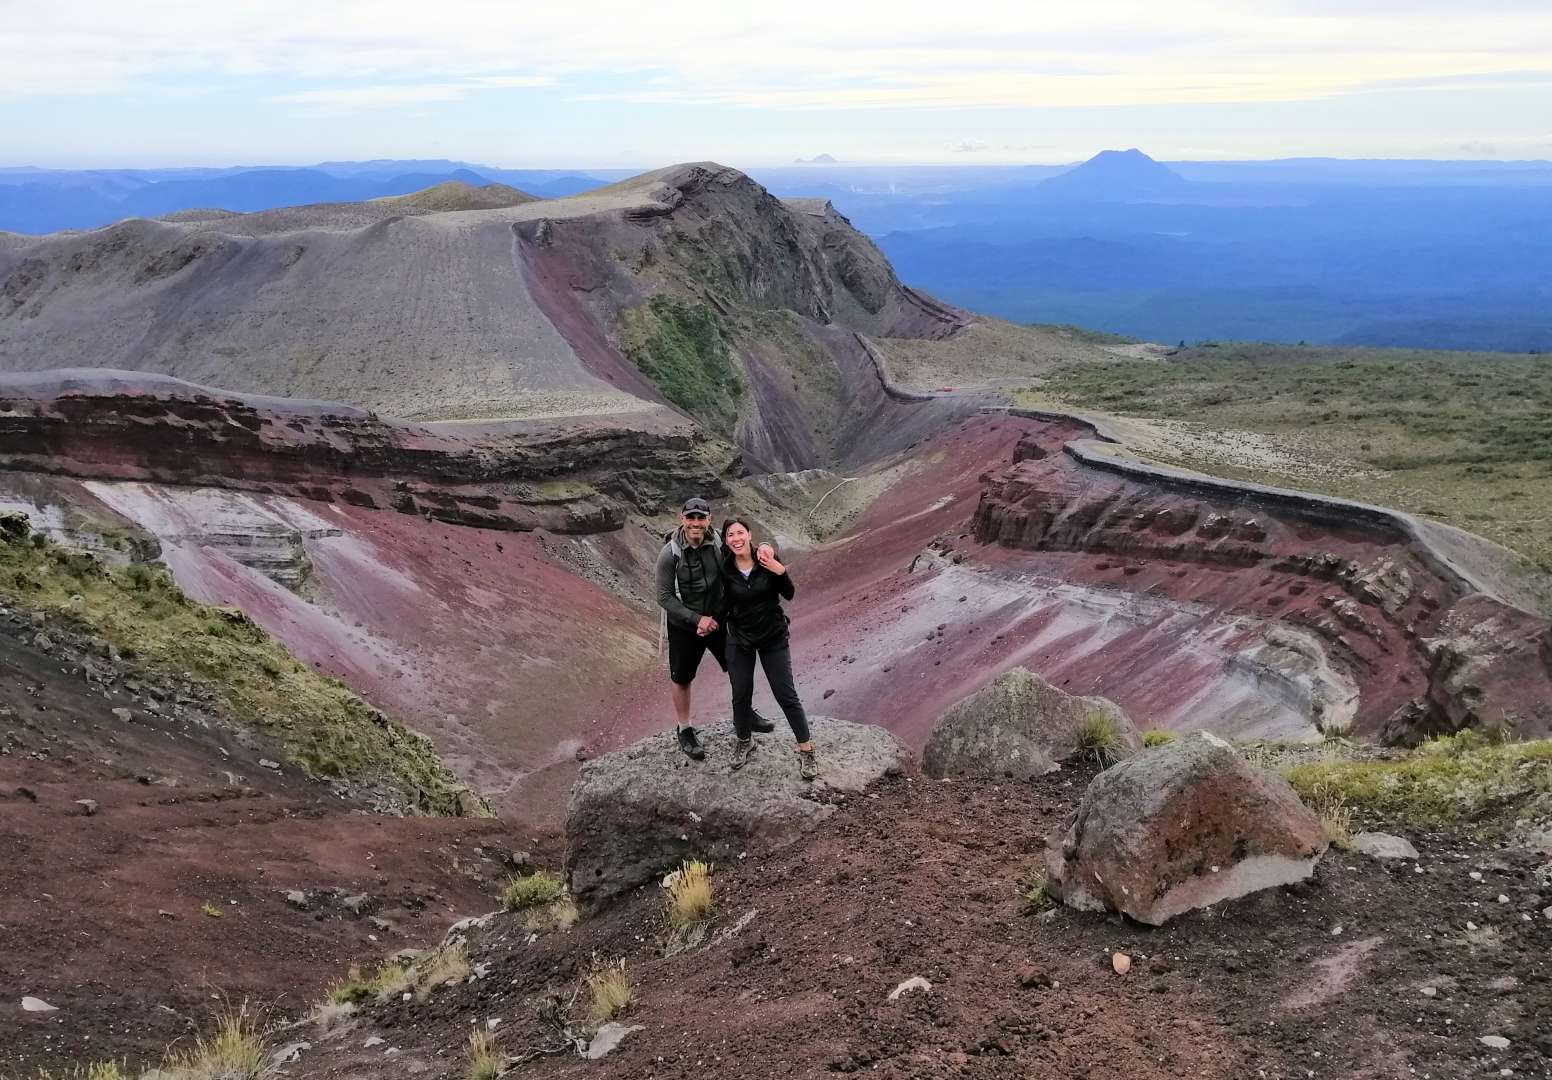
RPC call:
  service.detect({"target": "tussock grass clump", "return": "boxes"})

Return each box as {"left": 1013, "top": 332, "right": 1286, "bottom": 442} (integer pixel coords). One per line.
{"left": 416, "top": 940, "right": 471, "bottom": 999}
{"left": 1141, "top": 729, "right": 1177, "bottom": 748}
{"left": 665, "top": 860, "right": 714, "bottom": 931}
{"left": 464, "top": 1028, "right": 504, "bottom": 1080}
{"left": 31, "top": 1065, "right": 127, "bottom": 1080}
{"left": 1285, "top": 732, "right": 1552, "bottom": 828}
{"left": 0, "top": 518, "right": 480, "bottom": 816}
{"left": 585, "top": 958, "right": 634, "bottom": 1024}
{"left": 309, "top": 999, "right": 355, "bottom": 1031}
{"left": 327, "top": 960, "right": 412, "bottom": 1005}
{"left": 157, "top": 1006, "right": 269, "bottom": 1080}
{"left": 1300, "top": 781, "right": 1355, "bottom": 849}
{"left": 503, "top": 871, "right": 565, "bottom": 911}
{"left": 1073, "top": 712, "right": 1126, "bottom": 767}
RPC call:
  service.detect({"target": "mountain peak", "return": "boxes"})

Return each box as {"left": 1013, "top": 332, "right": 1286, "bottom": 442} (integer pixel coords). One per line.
{"left": 1042, "top": 148, "right": 1187, "bottom": 200}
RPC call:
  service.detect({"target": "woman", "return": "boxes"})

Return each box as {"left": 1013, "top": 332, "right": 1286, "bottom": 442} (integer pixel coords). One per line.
{"left": 720, "top": 520, "right": 818, "bottom": 780}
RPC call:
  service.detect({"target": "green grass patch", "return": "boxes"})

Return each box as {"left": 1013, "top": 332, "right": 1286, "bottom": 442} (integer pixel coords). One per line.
{"left": 327, "top": 960, "right": 414, "bottom": 1005}
{"left": 1017, "top": 873, "right": 1057, "bottom": 914}
{"left": 1026, "top": 343, "right": 1552, "bottom": 595}
{"left": 1284, "top": 732, "right": 1552, "bottom": 828}
{"left": 1141, "top": 729, "right": 1177, "bottom": 748}
{"left": 0, "top": 514, "right": 481, "bottom": 816}
{"left": 621, "top": 295, "right": 743, "bottom": 433}
{"left": 502, "top": 871, "right": 565, "bottom": 911}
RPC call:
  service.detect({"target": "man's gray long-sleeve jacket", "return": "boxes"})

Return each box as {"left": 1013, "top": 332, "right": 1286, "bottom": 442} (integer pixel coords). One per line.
{"left": 656, "top": 530, "right": 725, "bottom": 631}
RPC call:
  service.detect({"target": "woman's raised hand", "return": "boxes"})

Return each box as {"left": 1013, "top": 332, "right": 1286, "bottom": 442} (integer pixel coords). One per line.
{"left": 756, "top": 544, "right": 786, "bottom": 575}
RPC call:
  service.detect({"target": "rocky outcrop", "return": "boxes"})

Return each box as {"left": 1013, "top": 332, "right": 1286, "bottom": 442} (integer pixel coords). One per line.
{"left": 923, "top": 667, "right": 1138, "bottom": 780}
{"left": 1045, "top": 733, "right": 1328, "bottom": 925}
{"left": 565, "top": 717, "right": 909, "bottom": 911}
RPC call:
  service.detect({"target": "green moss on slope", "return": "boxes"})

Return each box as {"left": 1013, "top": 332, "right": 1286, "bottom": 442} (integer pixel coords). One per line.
{"left": 621, "top": 295, "right": 743, "bottom": 433}
{"left": 1284, "top": 731, "right": 1552, "bottom": 828}
{"left": 0, "top": 514, "right": 484, "bottom": 816}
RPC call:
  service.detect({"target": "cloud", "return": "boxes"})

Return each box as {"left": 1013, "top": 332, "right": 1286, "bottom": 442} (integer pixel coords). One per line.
{"left": 4, "top": 0, "right": 1551, "bottom": 113}
{"left": 270, "top": 75, "right": 553, "bottom": 109}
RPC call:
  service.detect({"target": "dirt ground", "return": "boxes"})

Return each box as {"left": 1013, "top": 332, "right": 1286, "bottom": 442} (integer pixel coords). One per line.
{"left": 0, "top": 616, "right": 524, "bottom": 1077}
{"left": 294, "top": 762, "right": 1551, "bottom": 1080}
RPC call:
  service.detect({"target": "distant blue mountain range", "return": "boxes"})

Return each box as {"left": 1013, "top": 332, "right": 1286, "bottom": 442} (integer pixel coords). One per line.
{"left": 0, "top": 161, "right": 611, "bottom": 233}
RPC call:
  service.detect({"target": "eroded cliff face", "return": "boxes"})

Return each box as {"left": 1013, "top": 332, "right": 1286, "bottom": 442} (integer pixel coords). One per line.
{"left": 0, "top": 370, "right": 734, "bottom": 537}
{"left": 960, "top": 429, "right": 1552, "bottom": 742}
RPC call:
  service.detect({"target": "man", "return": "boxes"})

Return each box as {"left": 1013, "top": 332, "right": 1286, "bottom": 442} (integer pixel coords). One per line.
{"left": 656, "top": 497, "right": 773, "bottom": 760}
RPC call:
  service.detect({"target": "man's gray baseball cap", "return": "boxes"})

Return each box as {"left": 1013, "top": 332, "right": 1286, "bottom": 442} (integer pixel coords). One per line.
{"left": 682, "top": 497, "right": 711, "bottom": 515}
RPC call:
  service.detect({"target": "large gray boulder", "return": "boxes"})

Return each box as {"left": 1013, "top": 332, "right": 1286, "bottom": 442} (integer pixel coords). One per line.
{"left": 923, "top": 667, "right": 1139, "bottom": 780}
{"left": 566, "top": 716, "right": 909, "bottom": 911}
{"left": 1045, "top": 732, "right": 1328, "bottom": 925}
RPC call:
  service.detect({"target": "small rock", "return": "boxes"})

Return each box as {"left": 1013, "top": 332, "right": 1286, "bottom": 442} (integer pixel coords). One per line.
{"left": 259, "top": 759, "right": 281, "bottom": 771}
{"left": 271, "top": 1042, "right": 310, "bottom": 1066}
{"left": 369, "top": 916, "right": 392, "bottom": 932}
{"left": 363, "top": 1036, "right": 386, "bottom": 1048}
{"left": 1350, "top": 832, "right": 1419, "bottom": 861}
{"left": 1543, "top": 906, "right": 1552, "bottom": 921}
{"left": 887, "top": 976, "right": 932, "bottom": 1001}
{"left": 111, "top": 707, "right": 133, "bottom": 722}
{"left": 584, "top": 1022, "right": 644, "bottom": 1060}
{"left": 21, "top": 996, "right": 58, "bottom": 1013}
{"left": 823, "top": 689, "right": 836, "bottom": 700}
{"left": 1479, "top": 1035, "right": 1510, "bottom": 1050}
{"left": 1017, "top": 965, "right": 1051, "bottom": 989}
{"left": 1112, "top": 952, "right": 1132, "bottom": 975}
{"left": 1496, "top": 894, "right": 1509, "bottom": 904}
{"left": 1420, "top": 986, "right": 1437, "bottom": 997}
{"left": 341, "top": 893, "right": 371, "bottom": 915}
{"left": 1465, "top": 921, "right": 1478, "bottom": 931}
{"left": 74, "top": 799, "right": 99, "bottom": 816}
{"left": 284, "top": 890, "right": 308, "bottom": 909}
{"left": 1469, "top": 871, "right": 1483, "bottom": 881}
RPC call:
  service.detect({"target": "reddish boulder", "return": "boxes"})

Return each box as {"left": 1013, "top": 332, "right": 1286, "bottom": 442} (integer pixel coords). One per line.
{"left": 1045, "top": 732, "right": 1327, "bottom": 925}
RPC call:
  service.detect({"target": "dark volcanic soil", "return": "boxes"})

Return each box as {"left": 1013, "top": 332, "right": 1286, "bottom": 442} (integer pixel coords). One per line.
{"left": 297, "top": 760, "right": 1551, "bottom": 1080}
{"left": 0, "top": 616, "right": 522, "bottom": 1077}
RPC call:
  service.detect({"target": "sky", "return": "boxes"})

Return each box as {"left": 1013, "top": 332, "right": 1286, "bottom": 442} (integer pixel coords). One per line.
{"left": 3, "top": 0, "right": 1550, "bottom": 169}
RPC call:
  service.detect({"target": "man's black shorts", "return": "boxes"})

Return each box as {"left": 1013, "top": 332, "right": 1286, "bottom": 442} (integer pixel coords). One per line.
{"left": 667, "top": 624, "right": 729, "bottom": 686}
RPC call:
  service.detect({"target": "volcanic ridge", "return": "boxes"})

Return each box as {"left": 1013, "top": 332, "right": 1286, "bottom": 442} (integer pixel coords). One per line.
{"left": 2, "top": 163, "right": 1550, "bottom": 1079}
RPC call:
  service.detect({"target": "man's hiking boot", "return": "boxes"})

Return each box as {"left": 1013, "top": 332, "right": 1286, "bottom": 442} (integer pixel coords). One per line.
{"left": 676, "top": 726, "right": 706, "bottom": 761}
{"left": 730, "top": 737, "right": 756, "bottom": 771}
{"left": 749, "top": 713, "right": 776, "bottom": 734}
{"left": 797, "top": 746, "right": 819, "bottom": 781}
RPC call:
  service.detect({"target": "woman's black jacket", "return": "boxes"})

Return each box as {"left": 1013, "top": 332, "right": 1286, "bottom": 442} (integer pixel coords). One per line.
{"left": 720, "top": 552, "right": 795, "bottom": 648}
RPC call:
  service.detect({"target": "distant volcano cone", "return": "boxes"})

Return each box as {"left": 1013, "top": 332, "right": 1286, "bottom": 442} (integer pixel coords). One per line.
{"left": 1041, "top": 148, "right": 1188, "bottom": 200}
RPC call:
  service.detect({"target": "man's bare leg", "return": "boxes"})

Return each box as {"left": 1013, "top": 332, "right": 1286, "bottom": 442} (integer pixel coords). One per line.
{"left": 671, "top": 681, "right": 691, "bottom": 728}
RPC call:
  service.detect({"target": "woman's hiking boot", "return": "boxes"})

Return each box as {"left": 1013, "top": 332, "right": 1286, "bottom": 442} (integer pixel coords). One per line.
{"left": 797, "top": 746, "right": 819, "bottom": 781}
{"left": 676, "top": 725, "right": 706, "bottom": 761}
{"left": 730, "top": 737, "right": 757, "bottom": 771}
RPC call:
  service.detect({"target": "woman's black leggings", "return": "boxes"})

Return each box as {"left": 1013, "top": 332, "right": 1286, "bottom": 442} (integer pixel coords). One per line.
{"left": 727, "top": 634, "right": 811, "bottom": 743}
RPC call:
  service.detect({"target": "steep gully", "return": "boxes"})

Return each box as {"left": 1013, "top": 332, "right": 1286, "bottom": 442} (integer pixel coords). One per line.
{"left": 2, "top": 372, "right": 1548, "bottom": 832}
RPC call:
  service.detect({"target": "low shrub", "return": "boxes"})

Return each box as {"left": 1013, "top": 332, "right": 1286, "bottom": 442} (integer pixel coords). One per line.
{"left": 503, "top": 871, "right": 565, "bottom": 911}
